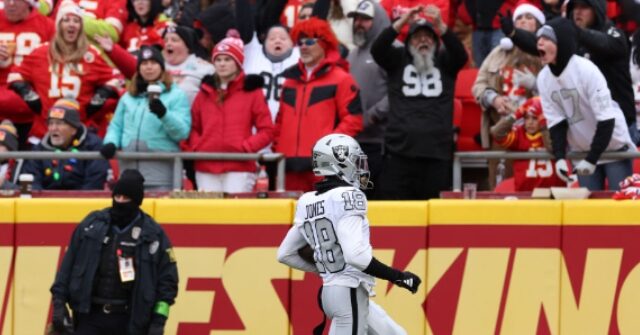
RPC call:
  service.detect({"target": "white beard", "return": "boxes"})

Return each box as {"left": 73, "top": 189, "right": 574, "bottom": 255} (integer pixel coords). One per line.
{"left": 409, "top": 45, "right": 435, "bottom": 74}
{"left": 353, "top": 30, "right": 367, "bottom": 47}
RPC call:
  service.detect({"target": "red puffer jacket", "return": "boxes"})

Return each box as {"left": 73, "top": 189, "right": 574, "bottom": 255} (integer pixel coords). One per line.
{"left": 188, "top": 73, "right": 274, "bottom": 173}
{"left": 274, "top": 50, "right": 363, "bottom": 172}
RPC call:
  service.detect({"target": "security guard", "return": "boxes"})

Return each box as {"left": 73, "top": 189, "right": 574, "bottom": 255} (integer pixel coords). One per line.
{"left": 50, "top": 169, "right": 178, "bottom": 335}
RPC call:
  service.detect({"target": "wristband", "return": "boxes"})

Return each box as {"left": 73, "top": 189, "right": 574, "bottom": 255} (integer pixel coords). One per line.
{"left": 153, "top": 301, "right": 170, "bottom": 318}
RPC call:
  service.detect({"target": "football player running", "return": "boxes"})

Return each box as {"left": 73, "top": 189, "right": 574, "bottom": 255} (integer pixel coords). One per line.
{"left": 277, "top": 133, "right": 421, "bottom": 335}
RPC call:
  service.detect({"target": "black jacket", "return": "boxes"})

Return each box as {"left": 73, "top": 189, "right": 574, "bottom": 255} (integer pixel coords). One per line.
{"left": 23, "top": 126, "right": 109, "bottom": 190}
{"left": 50, "top": 209, "right": 178, "bottom": 335}
{"left": 371, "top": 26, "right": 467, "bottom": 159}
{"left": 512, "top": 0, "right": 635, "bottom": 125}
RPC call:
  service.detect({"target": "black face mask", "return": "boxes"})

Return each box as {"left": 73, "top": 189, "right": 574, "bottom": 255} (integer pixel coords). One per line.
{"left": 110, "top": 200, "right": 139, "bottom": 227}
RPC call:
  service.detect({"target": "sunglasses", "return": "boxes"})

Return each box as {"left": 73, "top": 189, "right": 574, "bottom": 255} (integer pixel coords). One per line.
{"left": 297, "top": 38, "right": 319, "bottom": 47}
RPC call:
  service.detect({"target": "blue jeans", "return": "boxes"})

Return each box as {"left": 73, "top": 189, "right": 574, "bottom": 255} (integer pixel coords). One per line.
{"left": 472, "top": 29, "right": 504, "bottom": 67}
{"left": 577, "top": 159, "right": 633, "bottom": 191}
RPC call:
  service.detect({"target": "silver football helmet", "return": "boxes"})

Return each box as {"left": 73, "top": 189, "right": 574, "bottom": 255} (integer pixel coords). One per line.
{"left": 312, "top": 134, "right": 371, "bottom": 190}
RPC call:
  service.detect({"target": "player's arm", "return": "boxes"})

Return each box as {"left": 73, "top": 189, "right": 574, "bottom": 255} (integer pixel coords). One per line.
{"left": 336, "top": 214, "right": 422, "bottom": 294}
{"left": 277, "top": 226, "right": 318, "bottom": 273}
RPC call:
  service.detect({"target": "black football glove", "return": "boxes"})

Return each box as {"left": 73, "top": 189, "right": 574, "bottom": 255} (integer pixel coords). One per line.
{"left": 9, "top": 81, "right": 42, "bottom": 114}
{"left": 100, "top": 143, "right": 117, "bottom": 159}
{"left": 87, "top": 86, "right": 118, "bottom": 118}
{"left": 499, "top": 10, "right": 514, "bottom": 37}
{"left": 394, "top": 271, "right": 422, "bottom": 294}
{"left": 149, "top": 98, "right": 167, "bottom": 119}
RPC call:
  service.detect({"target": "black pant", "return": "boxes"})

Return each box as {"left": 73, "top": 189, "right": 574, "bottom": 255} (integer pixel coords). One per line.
{"left": 377, "top": 152, "right": 450, "bottom": 200}
{"left": 74, "top": 309, "right": 129, "bottom": 335}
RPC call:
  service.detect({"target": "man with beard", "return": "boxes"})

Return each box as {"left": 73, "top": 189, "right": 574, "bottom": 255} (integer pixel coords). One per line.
{"left": 346, "top": 0, "right": 390, "bottom": 199}
{"left": 22, "top": 98, "right": 109, "bottom": 190}
{"left": 371, "top": 5, "right": 467, "bottom": 200}
{"left": 50, "top": 169, "right": 178, "bottom": 335}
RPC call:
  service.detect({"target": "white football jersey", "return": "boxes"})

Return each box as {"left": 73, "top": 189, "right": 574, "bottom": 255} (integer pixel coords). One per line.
{"left": 537, "top": 55, "right": 636, "bottom": 163}
{"left": 293, "top": 186, "right": 375, "bottom": 289}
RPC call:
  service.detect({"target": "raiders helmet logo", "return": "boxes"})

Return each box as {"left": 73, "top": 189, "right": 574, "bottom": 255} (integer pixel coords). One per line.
{"left": 332, "top": 145, "right": 349, "bottom": 162}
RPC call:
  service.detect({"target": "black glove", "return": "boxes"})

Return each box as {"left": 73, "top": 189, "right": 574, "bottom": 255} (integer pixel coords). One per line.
{"left": 100, "top": 142, "right": 117, "bottom": 159}
{"left": 87, "top": 86, "right": 117, "bottom": 118}
{"left": 499, "top": 10, "right": 514, "bottom": 37}
{"left": 147, "top": 315, "right": 167, "bottom": 335}
{"left": 9, "top": 81, "right": 42, "bottom": 114}
{"left": 394, "top": 271, "right": 422, "bottom": 294}
{"left": 52, "top": 299, "right": 72, "bottom": 332}
{"left": 149, "top": 98, "right": 167, "bottom": 119}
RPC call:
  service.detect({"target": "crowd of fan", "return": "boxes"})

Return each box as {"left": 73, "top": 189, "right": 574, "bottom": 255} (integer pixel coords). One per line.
{"left": 0, "top": 0, "right": 639, "bottom": 199}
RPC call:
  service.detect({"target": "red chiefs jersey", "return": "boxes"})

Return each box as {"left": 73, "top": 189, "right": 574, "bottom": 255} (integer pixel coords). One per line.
{"left": 120, "top": 19, "right": 168, "bottom": 52}
{"left": 496, "top": 126, "right": 565, "bottom": 191}
{"left": 381, "top": 0, "right": 450, "bottom": 41}
{"left": 280, "top": 0, "right": 307, "bottom": 28}
{"left": 0, "top": 10, "right": 54, "bottom": 123}
{"left": 7, "top": 43, "right": 124, "bottom": 138}
{"left": 52, "top": 0, "right": 127, "bottom": 33}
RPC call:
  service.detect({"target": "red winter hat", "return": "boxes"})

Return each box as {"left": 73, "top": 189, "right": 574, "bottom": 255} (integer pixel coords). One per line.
{"left": 212, "top": 36, "right": 244, "bottom": 68}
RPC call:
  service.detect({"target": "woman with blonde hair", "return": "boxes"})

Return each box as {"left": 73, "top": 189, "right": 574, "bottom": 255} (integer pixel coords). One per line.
{"left": 101, "top": 45, "right": 191, "bottom": 190}
{"left": 7, "top": 0, "right": 123, "bottom": 139}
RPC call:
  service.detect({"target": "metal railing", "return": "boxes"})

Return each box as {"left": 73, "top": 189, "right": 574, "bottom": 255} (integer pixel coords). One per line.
{"left": 0, "top": 151, "right": 286, "bottom": 191}
{"left": 453, "top": 151, "right": 640, "bottom": 191}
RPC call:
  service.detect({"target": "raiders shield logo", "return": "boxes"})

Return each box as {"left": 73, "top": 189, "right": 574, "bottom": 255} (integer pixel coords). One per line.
{"left": 332, "top": 145, "right": 349, "bottom": 162}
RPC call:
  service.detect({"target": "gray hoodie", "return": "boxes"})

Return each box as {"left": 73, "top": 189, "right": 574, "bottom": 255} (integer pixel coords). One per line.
{"left": 347, "top": 1, "right": 390, "bottom": 145}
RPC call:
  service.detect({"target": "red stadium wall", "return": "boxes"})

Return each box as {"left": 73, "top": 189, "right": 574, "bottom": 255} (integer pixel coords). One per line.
{"left": 1, "top": 199, "right": 640, "bottom": 334}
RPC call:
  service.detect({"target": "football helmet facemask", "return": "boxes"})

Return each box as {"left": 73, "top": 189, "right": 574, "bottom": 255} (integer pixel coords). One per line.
{"left": 312, "top": 134, "right": 371, "bottom": 190}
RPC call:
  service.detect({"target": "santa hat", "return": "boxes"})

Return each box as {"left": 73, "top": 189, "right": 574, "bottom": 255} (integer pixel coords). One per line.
{"left": 55, "top": 0, "right": 84, "bottom": 27}
{"left": 291, "top": 17, "right": 339, "bottom": 52}
{"left": 513, "top": 3, "right": 545, "bottom": 25}
{"left": 212, "top": 35, "right": 244, "bottom": 68}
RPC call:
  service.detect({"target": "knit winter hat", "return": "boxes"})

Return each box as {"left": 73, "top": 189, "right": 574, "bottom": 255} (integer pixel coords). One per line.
{"left": 0, "top": 120, "right": 18, "bottom": 152}
{"left": 55, "top": 0, "right": 84, "bottom": 27}
{"left": 513, "top": 3, "right": 545, "bottom": 25}
{"left": 197, "top": 1, "right": 236, "bottom": 45}
{"left": 212, "top": 36, "right": 245, "bottom": 68}
{"left": 163, "top": 25, "right": 197, "bottom": 54}
{"left": 291, "top": 17, "right": 339, "bottom": 52}
{"left": 48, "top": 98, "right": 82, "bottom": 128}
{"left": 112, "top": 169, "right": 145, "bottom": 206}
{"left": 138, "top": 44, "right": 165, "bottom": 71}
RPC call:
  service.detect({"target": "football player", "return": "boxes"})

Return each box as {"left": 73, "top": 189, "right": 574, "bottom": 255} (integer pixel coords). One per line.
{"left": 277, "top": 133, "right": 421, "bottom": 335}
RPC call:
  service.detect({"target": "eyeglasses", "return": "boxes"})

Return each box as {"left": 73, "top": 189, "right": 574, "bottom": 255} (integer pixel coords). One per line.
{"left": 297, "top": 38, "right": 319, "bottom": 47}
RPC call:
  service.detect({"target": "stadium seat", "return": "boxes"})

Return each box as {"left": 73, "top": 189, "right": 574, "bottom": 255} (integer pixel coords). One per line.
{"left": 454, "top": 68, "right": 483, "bottom": 151}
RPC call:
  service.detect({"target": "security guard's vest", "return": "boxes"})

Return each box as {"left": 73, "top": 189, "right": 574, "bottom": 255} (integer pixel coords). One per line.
{"left": 92, "top": 218, "right": 142, "bottom": 303}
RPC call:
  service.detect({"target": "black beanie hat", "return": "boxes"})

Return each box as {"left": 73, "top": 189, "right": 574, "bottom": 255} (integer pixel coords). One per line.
{"left": 112, "top": 169, "right": 145, "bottom": 206}
{"left": 164, "top": 25, "right": 198, "bottom": 54}
{"left": 137, "top": 45, "right": 165, "bottom": 72}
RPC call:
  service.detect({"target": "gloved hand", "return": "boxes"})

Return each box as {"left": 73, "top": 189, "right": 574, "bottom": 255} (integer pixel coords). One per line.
{"left": 9, "top": 81, "right": 42, "bottom": 114}
{"left": 555, "top": 158, "right": 576, "bottom": 183}
{"left": 499, "top": 10, "right": 514, "bottom": 37}
{"left": 513, "top": 68, "right": 536, "bottom": 90}
{"left": 147, "top": 315, "right": 167, "bottom": 335}
{"left": 100, "top": 143, "right": 117, "bottom": 159}
{"left": 149, "top": 98, "right": 167, "bottom": 119}
{"left": 52, "top": 299, "right": 72, "bottom": 333}
{"left": 394, "top": 271, "right": 422, "bottom": 294}
{"left": 574, "top": 159, "right": 596, "bottom": 176}
{"left": 87, "top": 86, "right": 117, "bottom": 118}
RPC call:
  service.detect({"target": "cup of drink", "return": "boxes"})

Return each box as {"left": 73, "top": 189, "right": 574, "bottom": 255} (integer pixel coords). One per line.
{"left": 463, "top": 183, "right": 477, "bottom": 199}
{"left": 18, "top": 173, "right": 34, "bottom": 198}
{"left": 147, "top": 84, "right": 162, "bottom": 101}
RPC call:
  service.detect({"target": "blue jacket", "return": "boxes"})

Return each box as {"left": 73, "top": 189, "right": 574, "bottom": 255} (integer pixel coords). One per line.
{"left": 23, "top": 126, "right": 109, "bottom": 190}
{"left": 104, "top": 82, "right": 191, "bottom": 152}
